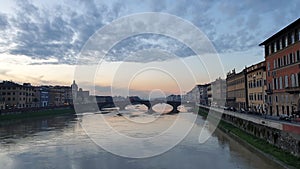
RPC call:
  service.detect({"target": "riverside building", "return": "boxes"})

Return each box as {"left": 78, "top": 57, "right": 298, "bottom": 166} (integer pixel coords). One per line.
{"left": 246, "top": 61, "right": 267, "bottom": 114}
{"left": 259, "top": 18, "right": 300, "bottom": 116}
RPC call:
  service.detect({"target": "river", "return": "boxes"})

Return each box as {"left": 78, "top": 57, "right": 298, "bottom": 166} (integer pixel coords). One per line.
{"left": 0, "top": 107, "right": 284, "bottom": 169}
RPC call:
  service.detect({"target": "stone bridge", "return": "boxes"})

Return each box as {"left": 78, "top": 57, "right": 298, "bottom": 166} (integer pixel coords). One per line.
{"left": 97, "top": 96, "right": 182, "bottom": 113}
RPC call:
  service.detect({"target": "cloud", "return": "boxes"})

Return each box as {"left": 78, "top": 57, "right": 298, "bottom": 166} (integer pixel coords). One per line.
{"left": 105, "top": 34, "right": 196, "bottom": 62}
{"left": 0, "top": 69, "right": 9, "bottom": 75}
{"left": 212, "top": 0, "right": 300, "bottom": 52}
{"left": 0, "top": 0, "right": 298, "bottom": 64}
{"left": 3, "top": 0, "right": 113, "bottom": 64}
{"left": 0, "top": 12, "right": 13, "bottom": 53}
{"left": 0, "top": 13, "right": 9, "bottom": 29}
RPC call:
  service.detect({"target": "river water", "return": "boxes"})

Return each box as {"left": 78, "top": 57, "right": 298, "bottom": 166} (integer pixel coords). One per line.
{"left": 0, "top": 107, "right": 284, "bottom": 169}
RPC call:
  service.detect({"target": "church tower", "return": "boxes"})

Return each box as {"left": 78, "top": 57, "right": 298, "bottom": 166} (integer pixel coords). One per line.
{"left": 71, "top": 80, "right": 78, "bottom": 101}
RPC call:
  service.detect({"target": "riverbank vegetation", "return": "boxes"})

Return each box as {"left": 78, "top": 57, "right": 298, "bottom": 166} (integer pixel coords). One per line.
{"left": 0, "top": 108, "right": 75, "bottom": 121}
{"left": 197, "top": 107, "right": 300, "bottom": 169}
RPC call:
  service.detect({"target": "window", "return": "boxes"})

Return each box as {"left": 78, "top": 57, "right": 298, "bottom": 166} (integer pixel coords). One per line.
{"left": 296, "top": 74, "right": 299, "bottom": 87}
{"left": 290, "top": 53, "right": 294, "bottom": 64}
{"left": 298, "top": 29, "right": 300, "bottom": 41}
{"left": 291, "top": 33, "right": 295, "bottom": 44}
{"left": 285, "top": 36, "right": 288, "bottom": 47}
{"left": 259, "top": 79, "right": 262, "bottom": 87}
{"left": 273, "top": 60, "right": 276, "bottom": 69}
{"left": 273, "top": 42, "right": 277, "bottom": 52}
{"left": 267, "top": 62, "right": 270, "bottom": 71}
{"left": 279, "top": 77, "right": 283, "bottom": 89}
{"left": 291, "top": 74, "right": 296, "bottom": 87}
{"left": 285, "top": 75, "right": 289, "bottom": 88}
{"left": 273, "top": 78, "right": 278, "bottom": 90}
{"left": 268, "top": 83, "right": 272, "bottom": 90}
{"left": 297, "top": 50, "right": 300, "bottom": 62}
{"left": 284, "top": 55, "right": 286, "bottom": 65}
{"left": 268, "top": 45, "right": 272, "bottom": 55}
{"left": 279, "top": 40, "right": 282, "bottom": 50}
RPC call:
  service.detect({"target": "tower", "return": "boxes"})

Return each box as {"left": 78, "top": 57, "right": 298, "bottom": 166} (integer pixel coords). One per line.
{"left": 71, "top": 80, "right": 78, "bottom": 101}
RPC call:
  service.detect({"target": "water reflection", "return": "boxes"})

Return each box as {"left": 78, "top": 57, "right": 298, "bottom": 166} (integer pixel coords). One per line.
{"left": 0, "top": 110, "right": 284, "bottom": 169}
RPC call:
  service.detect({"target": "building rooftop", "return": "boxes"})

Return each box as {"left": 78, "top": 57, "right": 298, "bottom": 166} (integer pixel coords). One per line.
{"left": 246, "top": 60, "right": 266, "bottom": 73}
{"left": 226, "top": 68, "right": 245, "bottom": 79}
{"left": 259, "top": 18, "right": 300, "bottom": 46}
{"left": 196, "top": 84, "right": 210, "bottom": 87}
{"left": 0, "top": 81, "right": 22, "bottom": 87}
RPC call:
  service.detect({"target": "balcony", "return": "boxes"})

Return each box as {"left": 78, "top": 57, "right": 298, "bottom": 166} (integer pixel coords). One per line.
{"left": 265, "top": 89, "right": 273, "bottom": 94}
{"left": 285, "top": 86, "right": 300, "bottom": 94}
{"left": 226, "top": 97, "right": 236, "bottom": 101}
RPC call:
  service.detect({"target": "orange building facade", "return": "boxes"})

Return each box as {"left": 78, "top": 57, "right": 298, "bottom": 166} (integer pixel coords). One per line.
{"left": 260, "top": 18, "right": 300, "bottom": 116}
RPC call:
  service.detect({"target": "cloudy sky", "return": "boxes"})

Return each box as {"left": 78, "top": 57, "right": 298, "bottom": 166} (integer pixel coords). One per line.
{"left": 0, "top": 0, "right": 299, "bottom": 98}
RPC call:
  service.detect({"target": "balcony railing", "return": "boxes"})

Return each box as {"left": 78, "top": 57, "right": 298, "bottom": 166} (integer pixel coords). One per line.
{"left": 226, "top": 97, "right": 236, "bottom": 101}
{"left": 285, "top": 86, "right": 300, "bottom": 94}
{"left": 265, "top": 89, "right": 273, "bottom": 94}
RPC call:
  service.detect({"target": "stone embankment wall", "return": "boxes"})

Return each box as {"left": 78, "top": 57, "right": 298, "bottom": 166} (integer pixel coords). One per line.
{"left": 222, "top": 113, "right": 300, "bottom": 157}
{"left": 199, "top": 105, "right": 300, "bottom": 157}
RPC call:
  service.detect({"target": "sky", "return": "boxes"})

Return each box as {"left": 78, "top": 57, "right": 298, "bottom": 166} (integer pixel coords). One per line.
{"left": 0, "top": 0, "right": 299, "bottom": 98}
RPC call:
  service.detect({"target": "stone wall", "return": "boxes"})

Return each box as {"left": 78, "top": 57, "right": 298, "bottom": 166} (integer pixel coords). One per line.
{"left": 222, "top": 113, "right": 300, "bottom": 157}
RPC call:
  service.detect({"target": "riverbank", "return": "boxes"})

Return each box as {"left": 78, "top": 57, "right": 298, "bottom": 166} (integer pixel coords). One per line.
{"left": 197, "top": 107, "right": 300, "bottom": 169}
{"left": 0, "top": 107, "right": 75, "bottom": 121}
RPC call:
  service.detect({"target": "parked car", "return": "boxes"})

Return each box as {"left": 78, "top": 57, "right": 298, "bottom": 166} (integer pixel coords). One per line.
{"left": 238, "top": 108, "right": 248, "bottom": 114}
{"left": 224, "top": 107, "right": 230, "bottom": 111}
{"left": 230, "top": 107, "right": 237, "bottom": 112}
{"left": 279, "top": 114, "right": 291, "bottom": 121}
{"left": 292, "top": 111, "right": 300, "bottom": 117}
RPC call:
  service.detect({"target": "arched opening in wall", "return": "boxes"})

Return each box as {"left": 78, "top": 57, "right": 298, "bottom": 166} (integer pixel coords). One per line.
{"left": 273, "top": 132, "right": 279, "bottom": 144}
{"left": 261, "top": 128, "right": 265, "bottom": 138}
{"left": 256, "top": 128, "right": 260, "bottom": 137}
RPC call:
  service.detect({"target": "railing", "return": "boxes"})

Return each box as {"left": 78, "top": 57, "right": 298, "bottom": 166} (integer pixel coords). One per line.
{"left": 265, "top": 89, "right": 273, "bottom": 94}
{"left": 285, "top": 86, "right": 300, "bottom": 94}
